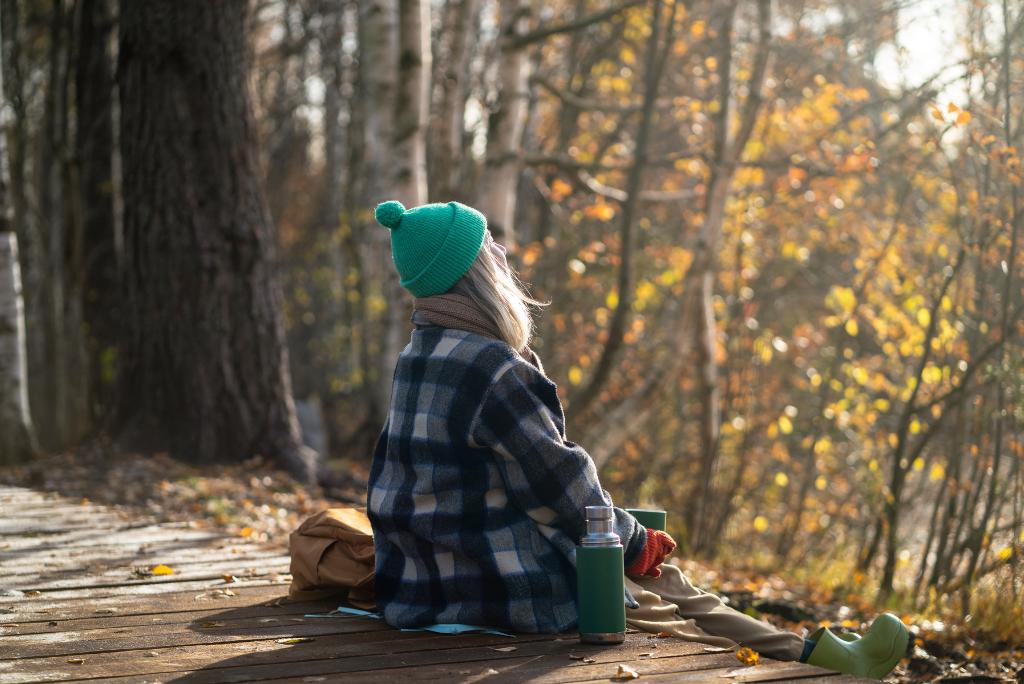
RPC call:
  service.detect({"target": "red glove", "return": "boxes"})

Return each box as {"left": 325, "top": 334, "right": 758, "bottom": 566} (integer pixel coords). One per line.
{"left": 625, "top": 529, "right": 677, "bottom": 578}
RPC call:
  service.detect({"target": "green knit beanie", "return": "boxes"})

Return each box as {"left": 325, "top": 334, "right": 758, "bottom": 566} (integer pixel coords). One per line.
{"left": 374, "top": 199, "right": 487, "bottom": 297}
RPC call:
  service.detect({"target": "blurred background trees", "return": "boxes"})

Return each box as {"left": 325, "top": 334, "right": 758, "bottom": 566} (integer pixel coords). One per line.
{"left": 0, "top": 0, "right": 1021, "bottom": 629}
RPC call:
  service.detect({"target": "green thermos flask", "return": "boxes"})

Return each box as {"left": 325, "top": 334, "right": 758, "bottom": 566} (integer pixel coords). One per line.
{"left": 576, "top": 505, "right": 626, "bottom": 644}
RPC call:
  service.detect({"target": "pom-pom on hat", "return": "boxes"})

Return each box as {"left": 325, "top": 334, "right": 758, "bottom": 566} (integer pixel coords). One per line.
{"left": 374, "top": 199, "right": 487, "bottom": 297}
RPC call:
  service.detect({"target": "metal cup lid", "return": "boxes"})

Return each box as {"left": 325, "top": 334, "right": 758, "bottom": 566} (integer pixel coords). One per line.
{"left": 585, "top": 505, "right": 613, "bottom": 520}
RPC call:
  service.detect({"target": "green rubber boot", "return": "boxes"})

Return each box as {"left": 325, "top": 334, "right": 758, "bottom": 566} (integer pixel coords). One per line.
{"left": 805, "top": 613, "right": 909, "bottom": 679}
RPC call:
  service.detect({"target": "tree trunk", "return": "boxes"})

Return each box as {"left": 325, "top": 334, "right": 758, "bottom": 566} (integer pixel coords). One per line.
{"left": 476, "top": 0, "right": 531, "bottom": 247}
{"left": 0, "top": 233, "right": 36, "bottom": 463}
{"left": 358, "top": 0, "right": 403, "bottom": 419}
{"left": 39, "top": 0, "right": 70, "bottom": 448}
{"left": 0, "top": 28, "right": 38, "bottom": 461}
{"left": 394, "top": 0, "right": 430, "bottom": 207}
{"left": 116, "top": 0, "right": 314, "bottom": 482}
{"left": 76, "top": 0, "right": 117, "bottom": 422}
{"left": 430, "top": 0, "right": 476, "bottom": 201}
{"left": 0, "top": 0, "right": 43, "bottom": 455}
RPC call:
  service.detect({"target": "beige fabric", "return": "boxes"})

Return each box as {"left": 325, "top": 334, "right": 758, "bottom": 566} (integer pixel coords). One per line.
{"left": 288, "top": 508, "right": 375, "bottom": 609}
{"left": 411, "top": 292, "right": 546, "bottom": 375}
{"left": 626, "top": 562, "right": 804, "bottom": 661}
{"left": 412, "top": 292, "right": 502, "bottom": 341}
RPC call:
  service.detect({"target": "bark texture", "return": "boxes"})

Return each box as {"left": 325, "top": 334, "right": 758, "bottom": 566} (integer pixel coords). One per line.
{"left": 0, "top": 233, "right": 38, "bottom": 463}
{"left": 76, "top": 0, "right": 117, "bottom": 420}
{"left": 117, "top": 0, "right": 313, "bottom": 482}
{"left": 476, "top": 0, "right": 531, "bottom": 247}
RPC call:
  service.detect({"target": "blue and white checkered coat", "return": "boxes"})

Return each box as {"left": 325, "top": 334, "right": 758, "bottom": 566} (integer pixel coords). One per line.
{"left": 367, "top": 324, "right": 646, "bottom": 634}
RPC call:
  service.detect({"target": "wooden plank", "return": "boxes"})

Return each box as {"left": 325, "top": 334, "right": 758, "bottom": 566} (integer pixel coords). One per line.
{"left": 0, "top": 525, "right": 230, "bottom": 552}
{"left": 62, "top": 636, "right": 736, "bottom": 684}
{"left": 0, "top": 545, "right": 284, "bottom": 578}
{"left": 0, "top": 625, "right": 552, "bottom": 683}
{"left": 0, "top": 584, "right": 302, "bottom": 625}
{"left": 0, "top": 600, "right": 323, "bottom": 636}
{"left": 1, "top": 614, "right": 391, "bottom": 659}
{"left": 0, "top": 576, "right": 295, "bottom": 603}
{"left": 8, "top": 555, "right": 291, "bottom": 591}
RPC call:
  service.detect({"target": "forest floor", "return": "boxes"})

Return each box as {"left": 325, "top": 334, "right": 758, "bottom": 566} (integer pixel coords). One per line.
{"left": 1, "top": 448, "right": 1022, "bottom": 684}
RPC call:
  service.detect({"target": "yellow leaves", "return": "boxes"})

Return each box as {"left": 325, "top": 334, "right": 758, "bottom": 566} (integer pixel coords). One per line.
{"left": 922, "top": 365, "right": 943, "bottom": 385}
{"left": 753, "top": 516, "right": 769, "bottom": 532}
{"left": 931, "top": 108, "right": 945, "bottom": 122}
{"left": 845, "top": 319, "right": 860, "bottom": 336}
{"left": 735, "top": 647, "right": 760, "bottom": 666}
{"left": 955, "top": 111, "right": 972, "bottom": 126}
{"left": 916, "top": 308, "right": 931, "bottom": 328}
{"left": 996, "top": 546, "right": 1013, "bottom": 561}
{"left": 704, "top": 56, "right": 718, "bottom": 71}
{"left": 634, "top": 281, "right": 657, "bottom": 310}
{"left": 239, "top": 527, "right": 254, "bottom": 538}
{"left": 151, "top": 564, "right": 174, "bottom": 576}
{"left": 929, "top": 463, "right": 945, "bottom": 481}
{"left": 550, "top": 178, "right": 572, "bottom": 202}
{"left": 690, "top": 19, "right": 706, "bottom": 37}
{"left": 606, "top": 290, "right": 620, "bottom": 309}
{"left": 520, "top": 244, "right": 542, "bottom": 267}
{"left": 827, "top": 286, "right": 857, "bottom": 315}
{"left": 874, "top": 398, "right": 891, "bottom": 412}
{"left": 612, "top": 664, "right": 640, "bottom": 680}
{"left": 584, "top": 201, "right": 616, "bottom": 221}
{"left": 774, "top": 472, "right": 789, "bottom": 487}
{"left": 846, "top": 87, "right": 870, "bottom": 102}
{"left": 851, "top": 366, "right": 869, "bottom": 385}
{"left": 815, "top": 476, "right": 828, "bottom": 491}
{"left": 912, "top": 457, "right": 925, "bottom": 472}
{"left": 568, "top": 366, "right": 583, "bottom": 386}
{"left": 778, "top": 416, "right": 794, "bottom": 435}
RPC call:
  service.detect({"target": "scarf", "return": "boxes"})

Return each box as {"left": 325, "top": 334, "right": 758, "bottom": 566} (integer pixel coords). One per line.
{"left": 411, "top": 292, "right": 546, "bottom": 375}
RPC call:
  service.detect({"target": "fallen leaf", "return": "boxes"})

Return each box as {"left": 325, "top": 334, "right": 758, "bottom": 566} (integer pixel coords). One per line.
{"left": 221, "top": 574, "right": 238, "bottom": 583}
{"left": 25, "top": 591, "right": 41, "bottom": 597}
{"left": 735, "top": 647, "right": 760, "bottom": 666}
{"left": 655, "top": 631, "right": 674, "bottom": 638}
{"left": 276, "top": 637, "right": 315, "bottom": 644}
{"left": 151, "top": 564, "right": 174, "bottom": 576}
{"left": 612, "top": 663, "right": 640, "bottom": 680}
{"left": 490, "top": 646, "right": 517, "bottom": 652}
{"left": 240, "top": 527, "right": 254, "bottom": 538}
{"left": 66, "top": 657, "right": 85, "bottom": 664}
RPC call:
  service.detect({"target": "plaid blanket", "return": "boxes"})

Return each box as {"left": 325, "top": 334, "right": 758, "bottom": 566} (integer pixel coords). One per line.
{"left": 367, "top": 325, "right": 646, "bottom": 633}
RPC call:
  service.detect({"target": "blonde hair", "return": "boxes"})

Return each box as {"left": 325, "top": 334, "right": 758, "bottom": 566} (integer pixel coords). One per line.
{"left": 451, "top": 236, "right": 549, "bottom": 353}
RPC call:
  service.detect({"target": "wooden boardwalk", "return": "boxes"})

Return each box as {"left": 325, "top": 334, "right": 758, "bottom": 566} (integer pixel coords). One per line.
{"left": 0, "top": 485, "right": 871, "bottom": 683}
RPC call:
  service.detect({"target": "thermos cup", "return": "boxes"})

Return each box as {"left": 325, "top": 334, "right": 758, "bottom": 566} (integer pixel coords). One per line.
{"left": 576, "top": 505, "right": 626, "bottom": 644}
{"left": 625, "top": 508, "right": 667, "bottom": 531}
